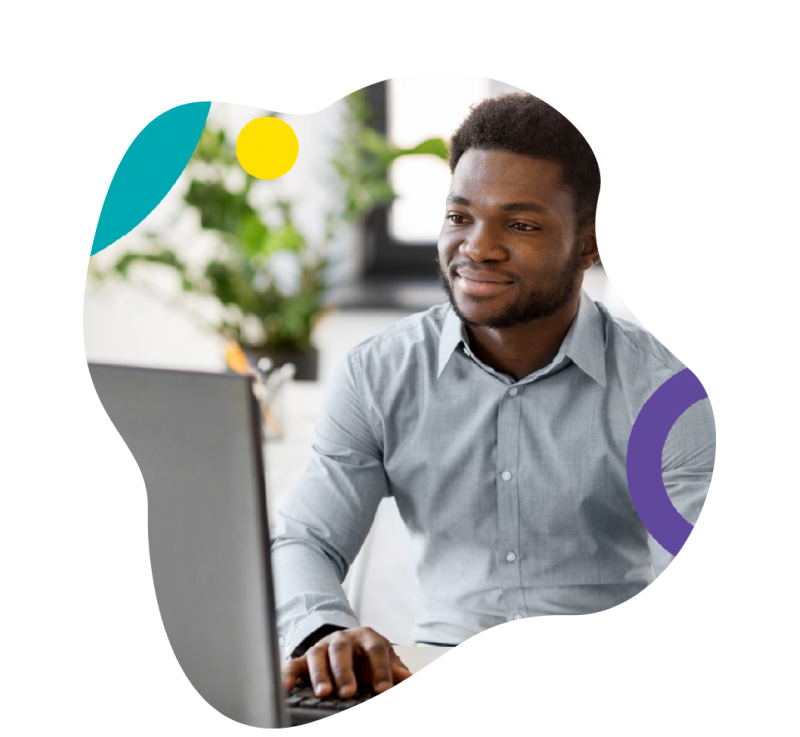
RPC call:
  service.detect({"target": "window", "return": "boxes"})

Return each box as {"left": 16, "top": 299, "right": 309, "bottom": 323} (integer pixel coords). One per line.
{"left": 362, "top": 77, "right": 521, "bottom": 279}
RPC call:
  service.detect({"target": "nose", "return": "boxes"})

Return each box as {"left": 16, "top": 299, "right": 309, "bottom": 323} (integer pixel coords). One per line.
{"left": 458, "top": 221, "right": 507, "bottom": 262}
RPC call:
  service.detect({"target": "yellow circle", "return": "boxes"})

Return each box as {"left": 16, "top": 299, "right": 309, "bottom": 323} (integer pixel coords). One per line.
{"left": 235, "top": 117, "right": 299, "bottom": 180}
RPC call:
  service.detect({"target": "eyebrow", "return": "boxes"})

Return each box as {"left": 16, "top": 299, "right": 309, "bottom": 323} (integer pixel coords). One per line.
{"left": 446, "top": 194, "right": 549, "bottom": 214}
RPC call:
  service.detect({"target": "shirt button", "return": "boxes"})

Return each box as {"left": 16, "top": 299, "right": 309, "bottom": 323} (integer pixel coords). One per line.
{"left": 512, "top": 613, "right": 524, "bottom": 621}
{"left": 509, "top": 387, "right": 518, "bottom": 397}
{"left": 501, "top": 470, "right": 512, "bottom": 481}
{"left": 278, "top": 636, "right": 285, "bottom": 647}
{"left": 505, "top": 551, "right": 517, "bottom": 563}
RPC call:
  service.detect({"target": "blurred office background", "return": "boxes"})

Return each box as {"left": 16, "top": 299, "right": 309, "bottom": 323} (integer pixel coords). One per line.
{"left": 84, "top": 75, "right": 639, "bottom": 644}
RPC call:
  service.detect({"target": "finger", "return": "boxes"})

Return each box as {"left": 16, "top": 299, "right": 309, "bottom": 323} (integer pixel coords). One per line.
{"left": 389, "top": 647, "right": 412, "bottom": 682}
{"left": 328, "top": 637, "right": 357, "bottom": 698}
{"left": 306, "top": 644, "right": 334, "bottom": 697}
{"left": 281, "top": 658, "right": 308, "bottom": 693}
{"left": 390, "top": 654, "right": 413, "bottom": 683}
{"left": 360, "top": 633, "right": 393, "bottom": 693}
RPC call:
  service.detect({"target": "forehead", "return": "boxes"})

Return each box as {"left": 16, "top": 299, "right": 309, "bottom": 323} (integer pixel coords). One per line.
{"left": 450, "top": 149, "right": 575, "bottom": 216}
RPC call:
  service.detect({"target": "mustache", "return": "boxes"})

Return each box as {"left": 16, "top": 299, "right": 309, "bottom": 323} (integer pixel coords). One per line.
{"left": 446, "top": 259, "right": 516, "bottom": 281}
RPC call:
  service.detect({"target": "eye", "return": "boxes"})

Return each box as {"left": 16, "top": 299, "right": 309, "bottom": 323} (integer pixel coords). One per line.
{"left": 448, "top": 213, "right": 467, "bottom": 225}
{"left": 511, "top": 222, "right": 541, "bottom": 232}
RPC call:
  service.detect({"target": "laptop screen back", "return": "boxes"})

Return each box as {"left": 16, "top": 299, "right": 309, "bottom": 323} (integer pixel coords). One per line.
{"left": 88, "top": 363, "right": 287, "bottom": 728}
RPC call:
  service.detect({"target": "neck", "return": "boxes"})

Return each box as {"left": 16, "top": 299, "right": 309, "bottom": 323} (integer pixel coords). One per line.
{"left": 466, "top": 293, "right": 581, "bottom": 381}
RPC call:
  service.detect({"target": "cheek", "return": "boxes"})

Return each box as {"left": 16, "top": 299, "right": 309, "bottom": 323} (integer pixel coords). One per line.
{"left": 437, "top": 236, "right": 455, "bottom": 264}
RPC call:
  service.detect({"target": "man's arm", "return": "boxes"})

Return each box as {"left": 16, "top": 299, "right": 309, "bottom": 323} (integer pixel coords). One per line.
{"left": 652, "top": 395, "right": 716, "bottom": 575}
{"left": 271, "top": 349, "right": 406, "bottom": 692}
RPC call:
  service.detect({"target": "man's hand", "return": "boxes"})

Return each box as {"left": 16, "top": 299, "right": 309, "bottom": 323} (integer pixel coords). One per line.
{"left": 281, "top": 626, "right": 412, "bottom": 698}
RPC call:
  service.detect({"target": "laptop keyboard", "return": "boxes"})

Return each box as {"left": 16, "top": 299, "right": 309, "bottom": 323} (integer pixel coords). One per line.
{"left": 287, "top": 680, "right": 377, "bottom": 713}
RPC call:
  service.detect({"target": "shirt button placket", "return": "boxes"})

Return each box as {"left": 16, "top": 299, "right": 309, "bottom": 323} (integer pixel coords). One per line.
{"left": 497, "top": 382, "right": 524, "bottom": 622}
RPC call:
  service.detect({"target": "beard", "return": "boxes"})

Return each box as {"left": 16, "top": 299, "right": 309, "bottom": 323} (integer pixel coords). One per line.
{"left": 436, "top": 245, "right": 583, "bottom": 330}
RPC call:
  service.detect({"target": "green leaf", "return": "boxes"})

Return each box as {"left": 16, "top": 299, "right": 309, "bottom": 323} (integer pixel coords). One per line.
{"left": 113, "top": 248, "right": 188, "bottom": 279}
{"left": 185, "top": 180, "right": 256, "bottom": 236}
{"left": 238, "top": 211, "right": 269, "bottom": 257}
{"left": 263, "top": 223, "right": 306, "bottom": 255}
{"left": 204, "top": 259, "right": 258, "bottom": 313}
{"left": 191, "top": 127, "right": 236, "bottom": 166}
{"left": 395, "top": 137, "right": 449, "bottom": 161}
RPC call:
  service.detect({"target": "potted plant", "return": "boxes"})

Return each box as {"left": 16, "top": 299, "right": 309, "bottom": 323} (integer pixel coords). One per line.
{"left": 91, "top": 90, "right": 448, "bottom": 380}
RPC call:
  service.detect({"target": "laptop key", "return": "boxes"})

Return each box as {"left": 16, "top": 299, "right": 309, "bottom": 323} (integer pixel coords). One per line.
{"left": 288, "top": 681, "right": 379, "bottom": 717}
{"left": 317, "top": 701, "right": 339, "bottom": 709}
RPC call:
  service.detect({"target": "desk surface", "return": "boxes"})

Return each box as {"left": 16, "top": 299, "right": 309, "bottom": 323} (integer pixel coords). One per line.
{"left": 394, "top": 645, "right": 453, "bottom": 674}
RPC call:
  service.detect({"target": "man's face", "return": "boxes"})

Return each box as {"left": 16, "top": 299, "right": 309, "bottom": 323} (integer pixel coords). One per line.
{"left": 437, "top": 149, "right": 595, "bottom": 329}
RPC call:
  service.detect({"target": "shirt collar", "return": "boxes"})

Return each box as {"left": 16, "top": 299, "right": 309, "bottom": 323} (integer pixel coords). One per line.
{"left": 437, "top": 290, "right": 607, "bottom": 387}
{"left": 559, "top": 290, "right": 607, "bottom": 387}
{"left": 437, "top": 305, "right": 467, "bottom": 378}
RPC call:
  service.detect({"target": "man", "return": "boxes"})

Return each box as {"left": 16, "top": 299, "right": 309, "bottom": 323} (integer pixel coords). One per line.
{"left": 271, "top": 93, "right": 715, "bottom": 700}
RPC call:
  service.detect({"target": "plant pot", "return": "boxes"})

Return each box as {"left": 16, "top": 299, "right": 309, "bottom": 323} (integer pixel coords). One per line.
{"left": 243, "top": 346, "right": 319, "bottom": 382}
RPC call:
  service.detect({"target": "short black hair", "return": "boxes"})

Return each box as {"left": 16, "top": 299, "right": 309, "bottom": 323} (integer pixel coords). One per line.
{"left": 449, "top": 93, "right": 600, "bottom": 227}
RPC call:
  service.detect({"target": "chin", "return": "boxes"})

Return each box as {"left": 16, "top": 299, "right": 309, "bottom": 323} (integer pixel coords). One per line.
{"left": 453, "top": 296, "right": 510, "bottom": 329}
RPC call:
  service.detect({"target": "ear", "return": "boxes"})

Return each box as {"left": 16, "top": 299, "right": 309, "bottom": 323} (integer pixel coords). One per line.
{"left": 577, "top": 222, "right": 599, "bottom": 271}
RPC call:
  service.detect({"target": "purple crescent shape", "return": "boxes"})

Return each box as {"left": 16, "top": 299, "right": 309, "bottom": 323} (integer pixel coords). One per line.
{"left": 626, "top": 368, "right": 708, "bottom": 556}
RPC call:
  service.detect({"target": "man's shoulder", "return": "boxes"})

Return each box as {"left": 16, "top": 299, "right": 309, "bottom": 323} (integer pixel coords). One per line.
{"left": 317, "top": 305, "right": 449, "bottom": 430}
{"left": 598, "top": 303, "right": 686, "bottom": 375}
{"left": 595, "top": 302, "right": 695, "bottom": 422}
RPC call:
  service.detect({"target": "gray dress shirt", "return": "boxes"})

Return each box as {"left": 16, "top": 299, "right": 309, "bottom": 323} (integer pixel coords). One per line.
{"left": 271, "top": 291, "right": 715, "bottom": 655}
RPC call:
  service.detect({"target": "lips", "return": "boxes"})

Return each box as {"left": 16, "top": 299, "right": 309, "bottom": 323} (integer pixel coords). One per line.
{"left": 453, "top": 266, "right": 513, "bottom": 297}
{"left": 457, "top": 266, "right": 511, "bottom": 284}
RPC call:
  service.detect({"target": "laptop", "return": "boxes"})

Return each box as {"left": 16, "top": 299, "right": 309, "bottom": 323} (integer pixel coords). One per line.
{"left": 89, "top": 362, "right": 449, "bottom": 727}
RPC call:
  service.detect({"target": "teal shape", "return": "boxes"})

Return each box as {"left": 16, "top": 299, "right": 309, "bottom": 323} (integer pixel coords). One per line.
{"left": 91, "top": 101, "right": 212, "bottom": 255}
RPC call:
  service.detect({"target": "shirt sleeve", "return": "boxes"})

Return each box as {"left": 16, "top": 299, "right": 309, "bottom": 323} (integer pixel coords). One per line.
{"left": 270, "top": 349, "right": 389, "bottom": 658}
{"left": 649, "top": 395, "right": 716, "bottom": 576}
